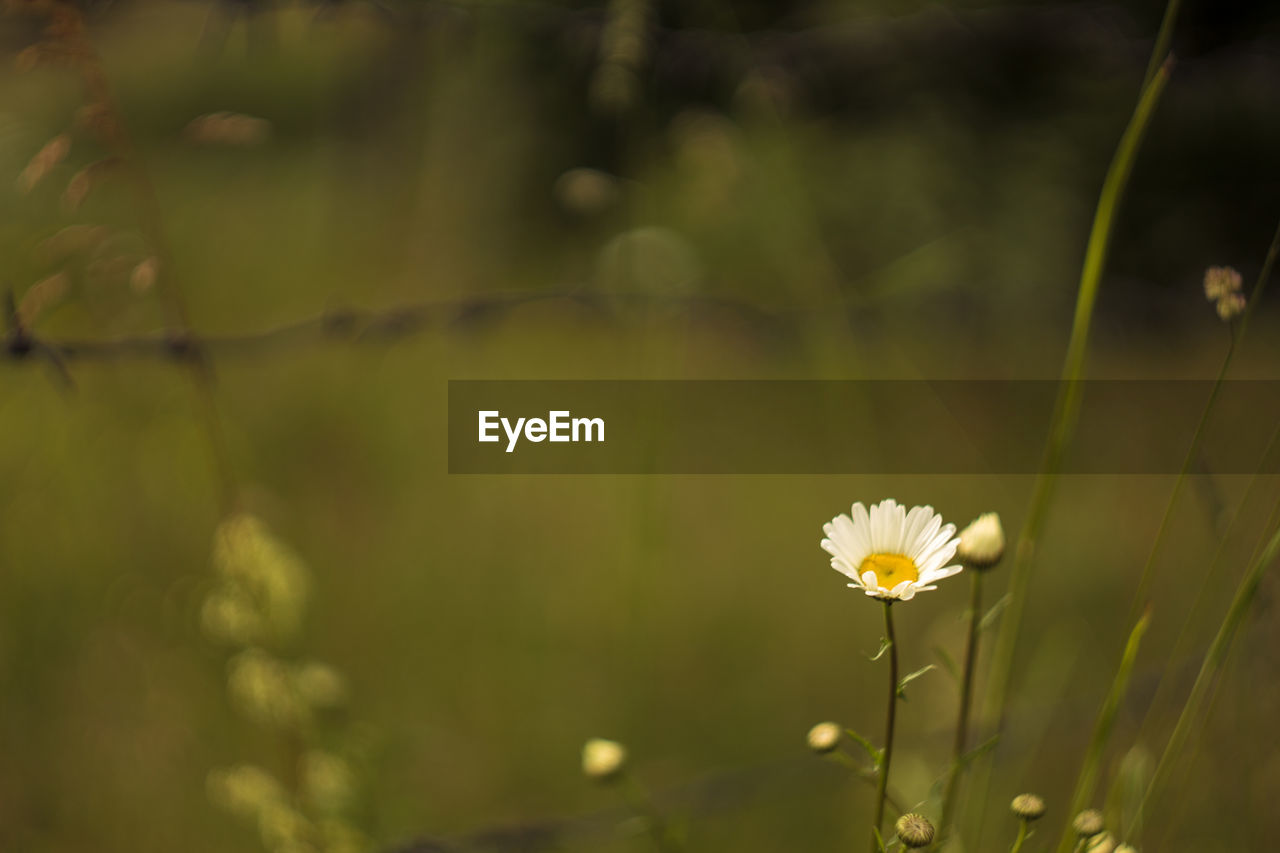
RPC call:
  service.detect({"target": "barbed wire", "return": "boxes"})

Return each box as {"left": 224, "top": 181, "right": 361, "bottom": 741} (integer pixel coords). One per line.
{"left": 1, "top": 288, "right": 804, "bottom": 378}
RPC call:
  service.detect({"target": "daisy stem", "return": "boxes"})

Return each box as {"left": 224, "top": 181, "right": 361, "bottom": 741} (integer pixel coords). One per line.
{"left": 1009, "top": 819, "right": 1030, "bottom": 853}
{"left": 937, "top": 570, "right": 983, "bottom": 847}
{"left": 872, "top": 600, "right": 899, "bottom": 853}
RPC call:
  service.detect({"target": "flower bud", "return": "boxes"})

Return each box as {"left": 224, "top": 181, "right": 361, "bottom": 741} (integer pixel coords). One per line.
{"left": 895, "top": 813, "right": 935, "bottom": 849}
{"left": 1072, "top": 809, "right": 1105, "bottom": 838}
{"left": 582, "top": 738, "right": 627, "bottom": 782}
{"left": 806, "top": 722, "right": 842, "bottom": 754}
{"left": 957, "top": 512, "right": 1005, "bottom": 569}
{"left": 1010, "top": 793, "right": 1046, "bottom": 821}
{"left": 1086, "top": 831, "right": 1117, "bottom": 853}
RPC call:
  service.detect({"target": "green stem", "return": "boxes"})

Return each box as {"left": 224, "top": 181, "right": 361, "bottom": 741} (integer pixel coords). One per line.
{"left": 1054, "top": 609, "right": 1151, "bottom": 853}
{"left": 972, "top": 57, "right": 1173, "bottom": 846}
{"left": 1009, "top": 820, "right": 1030, "bottom": 853}
{"left": 938, "top": 571, "right": 983, "bottom": 845}
{"left": 1126, "top": 340, "right": 1232, "bottom": 614}
{"left": 872, "top": 601, "right": 899, "bottom": 853}
{"left": 1122, "top": 406, "right": 1280, "bottom": 766}
{"left": 1142, "top": 0, "right": 1181, "bottom": 89}
{"left": 1127, "top": 218, "right": 1280, "bottom": 619}
{"left": 1234, "top": 218, "right": 1280, "bottom": 343}
{"left": 985, "top": 55, "right": 1173, "bottom": 726}
{"left": 1135, "top": 522, "right": 1280, "bottom": 838}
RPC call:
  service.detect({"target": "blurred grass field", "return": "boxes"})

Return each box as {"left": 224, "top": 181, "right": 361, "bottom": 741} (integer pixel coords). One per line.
{"left": 2, "top": 1, "right": 1280, "bottom": 851}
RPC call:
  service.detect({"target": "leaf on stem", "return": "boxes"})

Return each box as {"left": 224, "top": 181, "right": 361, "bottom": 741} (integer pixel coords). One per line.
{"left": 844, "top": 728, "right": 883, "bottom": 766}
{"left": 897, "top": 664, "right": 935, "bottom": 699}
{"left": 933, "top": 645, "right": 960, "bottom": 685}
{"left": 959, "top": 735, "right": 1000, "bottom": 768}
{"left": 867, "top": 636, "right": 893, "bottom": 661}
{"left": 980, "top": 595, "right": 1010, "bottom": 632}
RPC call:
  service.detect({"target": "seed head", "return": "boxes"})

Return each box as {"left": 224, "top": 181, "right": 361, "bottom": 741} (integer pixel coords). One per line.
{"left": 806, "top": 721, "right": 842, "bottom": 754}
{"left": 1010, "top": 793, "right": 1046, "bottom": 821}
{"left": 957, "top": 512, "right": 1005, "bottom": 569}
{"left": 1203, "top": 266, "right": 1242, "bottom": 301}
{"left": 1072, "top": 809, "right": 1105, "bottom": 838}
{"left": 581, "top": 738, "right": 627, "bottom": 782}
{"left": 1216, "top": 291, "right": 1247, "bottom": 321}
{"left": 895, "top": 813, "right": 935, "bottom": 848}
{"left": 1203, "top": 266, "right": 1247, "bottom": 322}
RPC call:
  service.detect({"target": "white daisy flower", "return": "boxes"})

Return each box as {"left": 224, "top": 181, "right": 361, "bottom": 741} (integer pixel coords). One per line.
{"left": 820, "top": 499, "right": 962, "bottom": 601}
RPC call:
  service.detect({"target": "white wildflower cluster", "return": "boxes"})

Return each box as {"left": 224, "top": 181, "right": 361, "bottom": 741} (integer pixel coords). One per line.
{"left": 208, "top": 762, "right": 368, "bottom": 853}
{"left": 225, "top": 650, "right": 346, "bottom": 732}
{"left": 203, "top": 513, "right": 310, "bottom": 645}
{"left": 202, "top": 513, "right": 363, "bottom": 853}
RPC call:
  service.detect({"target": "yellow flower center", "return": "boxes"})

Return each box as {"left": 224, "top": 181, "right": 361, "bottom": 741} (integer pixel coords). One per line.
{"left": 858, "top": 553, "right": 919, "bottom": 589}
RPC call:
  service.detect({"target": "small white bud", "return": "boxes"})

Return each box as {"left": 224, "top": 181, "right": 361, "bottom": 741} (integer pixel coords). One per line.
{"left": 581, "top": 738, "right": 627, "bottom": 781}
{"left": 1073, "top": 809, "right": 1105, "bottom": 838}
{"left": 1010, "top": 793, "right": 1046, "bottom": 820}
{"left": 1086, "top": 832, "right": 1117, "bottom": 853}
{"left": 957, "top": 512, "right": 1005, "bottom": 569}
{"left": 806, "top": 721, "right": 842, "bottom": 754}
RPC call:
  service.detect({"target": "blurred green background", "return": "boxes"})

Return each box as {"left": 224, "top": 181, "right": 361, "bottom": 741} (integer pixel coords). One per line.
{"left": 2, "top": 1, "right": 1280, "bottom": 851}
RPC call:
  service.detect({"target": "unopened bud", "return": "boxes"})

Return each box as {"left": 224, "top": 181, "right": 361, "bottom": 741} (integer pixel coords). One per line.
{"left": 1086, "top": 831, "right": 1117, "bottom": 853}
{"left": 957, "top": 512, "right": 1005, "bottom": 569}
{"left": 806, "top": 722, "right": 842, "bottom": 754}
{"left": 1010, "top": 793, "right": 1046, "bottom": 821}
{"left": 581, "top": 738, "right": 627, "bottom": 781}
{"left": 895, "top": 813, "right": 935, "bottom": 849}
{"left": 1073, "top": 809, "right": 1105, "bottom": 838}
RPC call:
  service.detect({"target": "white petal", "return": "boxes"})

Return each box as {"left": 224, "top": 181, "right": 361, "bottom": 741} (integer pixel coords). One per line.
{"left": 829, "top": 557, "right": 857, "bottom": 580}
{"left": 867, "top": 503, "right": 884, "bottom": 551}
{"left": 851, "top": 502, "right": 870, "bottom": 534}
{"left": 919, "top": 563, "right": 963, "bottom": 584}
{"left": 901, "top": 506, "right": 930, "bottom": 554}
{"left": 823, "top": 516, "right": 871, "bottom": 567}
{"left": 909, "top": 514, "right": 943, "bottom": 560}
